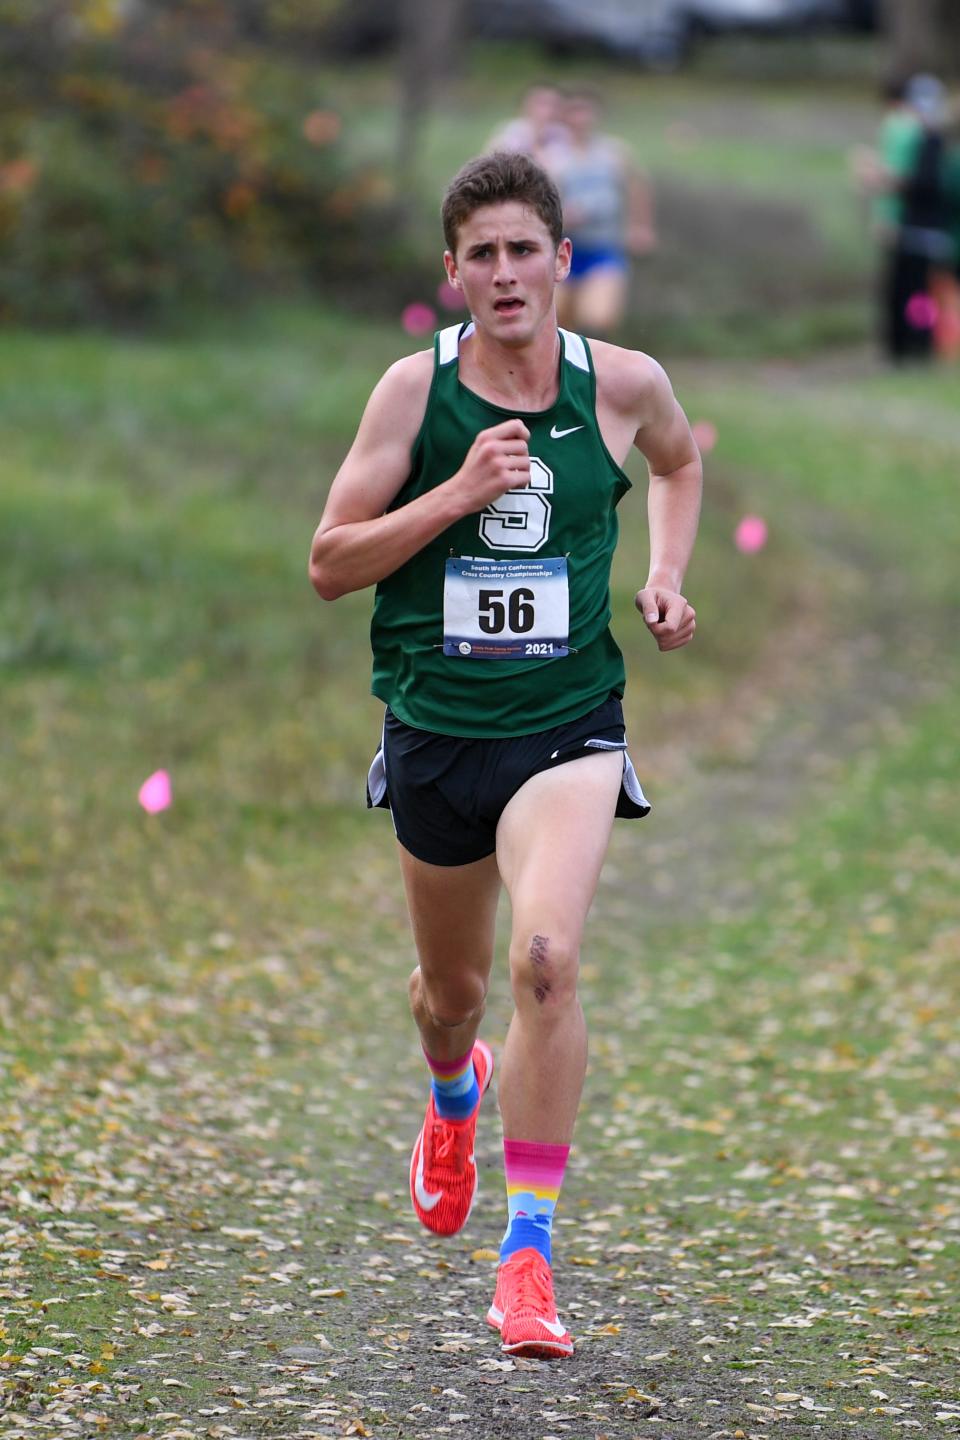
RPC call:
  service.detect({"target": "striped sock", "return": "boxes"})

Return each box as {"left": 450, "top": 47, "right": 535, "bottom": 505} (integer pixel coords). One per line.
{"left": 500, "top": 1138, "right": 570, "bottom": 1265}
{"left": 422, "top": 1045, "right": 479, "bottom": 1121}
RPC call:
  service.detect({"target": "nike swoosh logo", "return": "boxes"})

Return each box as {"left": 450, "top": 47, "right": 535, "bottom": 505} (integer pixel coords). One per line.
{"left": 414, "top": 1133, "right": 443, "bottom": 1212}
{"left": 550, "top": 424, "right": 583, "bottom": 440}
{"left": 537, "top": 1316, "right": 569, "bottom": 1339}
{"left": 414, "top": 1131, "right": 475, "bottom": 1212}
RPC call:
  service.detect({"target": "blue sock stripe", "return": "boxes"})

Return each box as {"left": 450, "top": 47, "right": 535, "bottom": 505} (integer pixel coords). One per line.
{"left": 500, "top": 1214, "right": 552, "bottom": 1263}
{"left": 427, "top": 1051, "right": 480, "bottom": 1120}
{"left": 436, "top": 1066, "right": 476, "bottom": 1099}
{"left": 431, "top": 1075, "right": 479, "bottom": 1119}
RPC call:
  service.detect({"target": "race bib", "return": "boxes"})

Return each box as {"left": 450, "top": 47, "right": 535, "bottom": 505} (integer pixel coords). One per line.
{"left": 443, "top": 557, "right": 569, "bottom": 660}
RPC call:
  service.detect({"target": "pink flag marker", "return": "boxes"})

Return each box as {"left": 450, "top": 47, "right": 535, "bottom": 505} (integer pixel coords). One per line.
{"left": 692, "top": 420, "right": 717, "bottom": 454}
{"left": 401, "top": 302, "right": 437, "bottom": 336}
{"left": 138, "top": 769, "right": 172, "bottom": 814}
{"left": 905, "top": 293, "right": 938, "bottom": 331}
{"left": 735, "top": 515, "right": 768, "bottom": 554}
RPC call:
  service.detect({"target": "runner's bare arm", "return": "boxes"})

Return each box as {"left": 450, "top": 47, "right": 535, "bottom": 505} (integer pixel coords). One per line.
{"left": 309, "top": 354, "right": 530, "bottom": 600}
{"left": 633, "top": 358, "right": 702, "bottom": 651}
{"left": 595, "top": 344, "right": 702, "bottom": 651}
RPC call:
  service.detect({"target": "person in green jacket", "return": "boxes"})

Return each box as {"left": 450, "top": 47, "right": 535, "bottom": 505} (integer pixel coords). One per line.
{"left": 854, "top": 74, "right": 952, "bottom": 360}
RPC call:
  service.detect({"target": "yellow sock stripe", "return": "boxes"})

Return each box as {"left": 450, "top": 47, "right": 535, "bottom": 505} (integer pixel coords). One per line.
{"left": 428, "top": 1057, "right": 473, "bottom": 1084}
{"left": 506, "top": 1182, "right": 561, "bottom": 1202}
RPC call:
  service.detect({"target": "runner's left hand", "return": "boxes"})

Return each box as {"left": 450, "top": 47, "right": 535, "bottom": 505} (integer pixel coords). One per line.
{"left": 635, "top": 586, "right": 696, "bottom": 652}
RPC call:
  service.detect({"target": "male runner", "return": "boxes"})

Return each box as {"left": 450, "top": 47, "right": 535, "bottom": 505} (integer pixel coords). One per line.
{"left": 554, "top": 89, "right": 656, "bottom": 337}
{"left": 309, "top": 151, "right": 701, "bottom": 1359}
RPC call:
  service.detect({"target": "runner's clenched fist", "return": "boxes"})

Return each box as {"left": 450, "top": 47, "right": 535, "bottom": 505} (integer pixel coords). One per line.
{"left": 452, "top": 419, "right": 531, "bottom": 512}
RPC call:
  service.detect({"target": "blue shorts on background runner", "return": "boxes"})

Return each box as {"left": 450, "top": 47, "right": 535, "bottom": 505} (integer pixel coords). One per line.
{"left": 567, "top": 246, "right": 628, "bottom": 281}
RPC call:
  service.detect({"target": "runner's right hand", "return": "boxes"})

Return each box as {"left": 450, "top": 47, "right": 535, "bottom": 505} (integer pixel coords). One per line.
{"left": 451, "top": 419, "right": 530, "bottom": 511}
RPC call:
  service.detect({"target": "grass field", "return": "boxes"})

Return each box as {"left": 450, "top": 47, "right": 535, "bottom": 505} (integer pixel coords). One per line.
{"left": 1, "top": 296, "right": 958, "bottom": 1438}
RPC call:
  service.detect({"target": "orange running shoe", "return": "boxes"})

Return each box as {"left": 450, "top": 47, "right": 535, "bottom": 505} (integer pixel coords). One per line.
{"left": 409, "top": 1039, "right": 494, "bottom": 1236}
{"left": 486, "top": 1246, "right": 574, "bottom": 1358}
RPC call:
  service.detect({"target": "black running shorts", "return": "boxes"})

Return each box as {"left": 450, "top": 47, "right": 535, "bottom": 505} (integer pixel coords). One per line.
{"left": 366, "top": 695, "right": 650, "bottom": 867}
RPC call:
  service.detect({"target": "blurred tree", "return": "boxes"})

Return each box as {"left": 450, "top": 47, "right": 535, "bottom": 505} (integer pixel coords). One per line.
{"left": 0, "top": 0, "right": 420, "bottom": 323}
{"left": 396, "top": 0, "right": 467, "bottom": 209}
{"left": 883, "top": 0, "right": 960, "bottom": 80}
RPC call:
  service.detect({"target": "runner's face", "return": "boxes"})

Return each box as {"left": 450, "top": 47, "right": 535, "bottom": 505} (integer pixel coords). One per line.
{"left": 565, "top": 98, "right": 597, "bottom": 142}
{"left": 444, "top": 202, "right": 571, "bottom": 344}
{"left": 526, "top": 86, "right": 560, "bottom": 130}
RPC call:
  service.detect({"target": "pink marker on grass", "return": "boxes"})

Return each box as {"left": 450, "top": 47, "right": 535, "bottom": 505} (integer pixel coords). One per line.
{"left": 138, "top": 770, "right": 172, "bottom": 814}
{"left": 401, "top": 302, "right": 437, "bottom": 337}
{"left": 905, "top": 293, "right": 938, "bottom": 331}
{"left": 734, "top": 515, "right": 768, "bottom": 554}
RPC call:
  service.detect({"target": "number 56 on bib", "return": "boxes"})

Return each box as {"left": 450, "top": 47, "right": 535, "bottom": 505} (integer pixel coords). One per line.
{"left": 442, "top": 557, "right": 570, "bottom": 660}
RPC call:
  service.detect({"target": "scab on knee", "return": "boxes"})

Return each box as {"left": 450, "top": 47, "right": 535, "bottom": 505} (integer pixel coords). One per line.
{"left": 530, "top": 933, "right": 551, "bottom": 1004}
{"left": 510, "top": 932, "right": 578, "bottom": 1009}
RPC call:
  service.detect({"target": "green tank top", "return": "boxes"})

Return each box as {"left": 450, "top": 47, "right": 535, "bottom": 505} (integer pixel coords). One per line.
{"left": 370, "top": 323, "right": 631, "bottom": 738}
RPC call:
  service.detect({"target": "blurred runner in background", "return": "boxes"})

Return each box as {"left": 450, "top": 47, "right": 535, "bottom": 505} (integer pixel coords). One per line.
{"left": 552, "top": 89, "right": 656, "bottom": 338}
{"left": 935, "top": 97, "right": 960, "bottom": 361}
{"left": 853, "top": 74, "right": 954, "bottom": 363}
{"left": 488, "top": 82, "right": 570, "bottom": 170}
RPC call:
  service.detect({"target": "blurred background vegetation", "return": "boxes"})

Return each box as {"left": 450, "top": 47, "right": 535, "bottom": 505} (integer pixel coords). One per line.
{"left": 1, "top": 0, "right": 957, "bottom": 353}
{"left": 0, "top": 0, "right": 420, "bottom": 324}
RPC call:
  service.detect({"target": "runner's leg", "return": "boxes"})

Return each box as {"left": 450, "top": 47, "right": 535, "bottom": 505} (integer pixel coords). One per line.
{"left": 401, "top": 846, "right": 502, "bottom": 1236}
{"left": 487, "top": 748, "right": 622, "bottom": 1353}
{"left": 574, "top": 265, "right": 629, "bottom": 337}
{"left": 399, "top": 846, "right": 501, "bottom": 1062}
{"left": 495, "top": 749, "right": 622, "bottom": 1143}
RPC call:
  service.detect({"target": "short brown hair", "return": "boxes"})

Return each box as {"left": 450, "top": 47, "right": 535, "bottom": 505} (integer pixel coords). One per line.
{"left": 441, "top": 151, "right": 563, "bottom": 255}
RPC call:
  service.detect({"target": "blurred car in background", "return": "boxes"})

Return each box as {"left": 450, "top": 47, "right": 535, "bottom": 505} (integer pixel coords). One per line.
{"left": 328, "top": 0, "right": 878, "bottom": 64}
{"left": 683, "top": 0, "right": 877, "bottom": 38}
{"left": 476, "top": 0, "right": 878, "bottom": 65}
{"left": 471, "top": 0, "right": 691, "bottom": 66}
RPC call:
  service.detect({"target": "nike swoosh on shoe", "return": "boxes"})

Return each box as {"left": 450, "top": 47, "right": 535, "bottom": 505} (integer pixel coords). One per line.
{"left": 413, "top": 1132, "right": 443, "bottom": 1211}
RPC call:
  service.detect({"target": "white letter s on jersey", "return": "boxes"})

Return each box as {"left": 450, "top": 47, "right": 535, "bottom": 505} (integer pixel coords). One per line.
{"left": 479, "top": 456, "right": 554, "bottom": 552}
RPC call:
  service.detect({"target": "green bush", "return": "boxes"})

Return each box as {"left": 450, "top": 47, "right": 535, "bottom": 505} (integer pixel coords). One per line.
{"left": 0, "top": 0, "right": 411, "bottom": 323}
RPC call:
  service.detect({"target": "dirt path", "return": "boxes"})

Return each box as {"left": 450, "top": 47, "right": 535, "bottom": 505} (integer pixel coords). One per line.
{"left": 75, "top": 564, "right": 948, "bottom": 1440}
